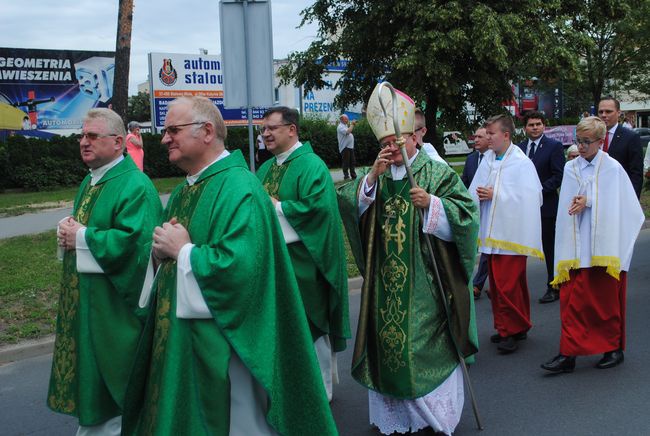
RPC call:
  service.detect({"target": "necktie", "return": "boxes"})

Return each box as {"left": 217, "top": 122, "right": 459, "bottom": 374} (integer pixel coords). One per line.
{"left": 478, "top": 153, "right": 483, "bottom": 165}
{"left": 528, "top": 141, "right": 536, "bottom": 158}
{"left": 603, "top": 132, "right": 609, "bottom": 152}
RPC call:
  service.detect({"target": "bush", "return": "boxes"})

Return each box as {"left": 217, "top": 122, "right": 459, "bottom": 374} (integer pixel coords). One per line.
{"left": 0, "top": 116, "right": 383, "bottom": 191}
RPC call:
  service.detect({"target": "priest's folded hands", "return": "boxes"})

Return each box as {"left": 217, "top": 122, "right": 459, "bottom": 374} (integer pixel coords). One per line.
{"left": 152, "top": 217, "right": 191, "bottom": 260}
{"left": 58, "top": 217, "right": 82, "bottom": 250}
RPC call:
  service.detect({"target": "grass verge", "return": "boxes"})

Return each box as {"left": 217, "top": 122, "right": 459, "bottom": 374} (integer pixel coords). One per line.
{"left": 0, "top": 177, "right": 185, "bottom": 217}
{"left": 0, "top": 231, "right": 59, "bottom": 345}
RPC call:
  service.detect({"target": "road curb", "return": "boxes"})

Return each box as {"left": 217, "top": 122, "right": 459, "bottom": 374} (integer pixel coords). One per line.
{"left": 0, "top": 335, "right": 55, "bottom": 365}
{"left": 0, "top": 276, "right": 365, "bottom": 365}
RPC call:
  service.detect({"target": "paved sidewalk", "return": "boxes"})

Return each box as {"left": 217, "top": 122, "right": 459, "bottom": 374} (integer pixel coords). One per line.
{"left": 1, "top": 170, "right": 349, "bottom": 240}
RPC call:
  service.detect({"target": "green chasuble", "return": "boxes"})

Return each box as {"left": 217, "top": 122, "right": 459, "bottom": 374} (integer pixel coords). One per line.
{"left": 257, "top": 143, "right": 350, "bottom": 352}
{"left": 337, "top": 152, "right": 479, "bottom": 399}
{"left": 47, "top": 156, "right": 163, "bottom": 425}
{"left": 122, "top": 151, "right": 337, "bottom": 436}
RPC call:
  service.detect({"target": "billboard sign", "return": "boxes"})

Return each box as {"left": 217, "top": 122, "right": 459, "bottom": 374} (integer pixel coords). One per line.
{"left": 0, "top": 47, "right": 115, "bottom": 132}
{"left": 301, "top": 60, "right": 363, "bottom": 121}
{"left": 148, "top": 52, "right": 267, "bottom": 131}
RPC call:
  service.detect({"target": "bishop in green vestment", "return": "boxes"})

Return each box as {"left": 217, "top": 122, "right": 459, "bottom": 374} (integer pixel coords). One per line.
{"left": 122, "top": 96, "right": 337, "bottom": 436}
{"left": 256, "top": 107, "right": 350, "bottom": 401}
{"left": 49, "top": 108, "right": 163, "bottom": 434}
{"left": 337, "top": 85, "right": 479, "bottom": 435}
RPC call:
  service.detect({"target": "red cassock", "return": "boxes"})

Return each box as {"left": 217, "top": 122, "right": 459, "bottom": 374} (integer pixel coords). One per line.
{"left": 487, "top": 254, "right": 532, "bottom": 337}
{"left": 559, "top": 267, "right": 626, "bottom": 356}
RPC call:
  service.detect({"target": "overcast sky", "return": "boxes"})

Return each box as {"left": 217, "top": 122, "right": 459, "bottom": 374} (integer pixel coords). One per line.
{"left": 0, "top": 0, "right": 319, "bottom": 95}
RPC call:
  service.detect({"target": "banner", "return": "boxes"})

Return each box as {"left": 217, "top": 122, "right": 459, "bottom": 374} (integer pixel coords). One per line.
{"left": 148, "top": 52, "right": 267, "bottom": 130}
{"left": 544, "top": 125, "right": 576, "bottom": 146}
{"left": 0, "top": 47, "right": 115, "bottom": 132}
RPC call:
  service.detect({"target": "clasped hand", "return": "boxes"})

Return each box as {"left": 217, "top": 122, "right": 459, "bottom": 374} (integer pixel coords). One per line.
{"left": 568, "top": 195, "right": 587, "bottom": 215}
{"left": 58, "top": 217, "right": 82, "bottom": 250}
{"left": 152, "top": 218, "right": 191, "bottom": 260}
{"left": 476, "top": 186, "right": 493, "bottom": 201}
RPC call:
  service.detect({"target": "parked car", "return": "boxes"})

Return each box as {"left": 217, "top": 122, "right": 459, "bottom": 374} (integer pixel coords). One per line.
{"left": 633, "top": 127, "right": 650, "bottom": 148}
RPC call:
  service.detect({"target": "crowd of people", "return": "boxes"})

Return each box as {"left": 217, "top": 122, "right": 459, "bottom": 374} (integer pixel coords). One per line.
{"left": 48, "top": 90, "right": 645, "bottom": 435}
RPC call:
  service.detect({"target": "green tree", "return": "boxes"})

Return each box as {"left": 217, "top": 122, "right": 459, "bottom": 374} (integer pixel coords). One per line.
{"left": 566, "top": 0, "right": 650, "bottom": 108}
{"left": 278, "top": 1, "right": 579, "bottom": 144}
{"left": 127, "top": 92, "right": 151, "bottom": 123}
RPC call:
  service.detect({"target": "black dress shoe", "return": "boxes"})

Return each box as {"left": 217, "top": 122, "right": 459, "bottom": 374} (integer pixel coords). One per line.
{"left": 596, "top": 350, "right": 624, "bottom": 369}
{"left": 539, "top": 289, "right": 559, "bottom": 304}
{"left": 491, "top": 331, "right": 527, "bottom": 343}
{"left": 490, "top": 333, "right": 503, "bottom": 343}
{"left": 541, "top": 354, "right": 576, "bottom": 373}
{"left": 497, "top": 336, "right": 518, "bottom": 353}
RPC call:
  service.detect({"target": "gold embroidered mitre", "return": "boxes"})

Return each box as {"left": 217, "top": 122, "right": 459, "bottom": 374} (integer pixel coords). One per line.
{"left": 366, "top": 83, "right": 416, "bottom": 141}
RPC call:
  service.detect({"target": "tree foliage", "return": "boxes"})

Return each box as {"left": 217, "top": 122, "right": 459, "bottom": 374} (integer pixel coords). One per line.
{"left": 566, "top": 0, "right": 650, "bottom": 108}
{"left": 127, "top": 92, "right": 151, "bottom": 123}
{"left": 278, "top": 1, "right": 580, "bottom": 141}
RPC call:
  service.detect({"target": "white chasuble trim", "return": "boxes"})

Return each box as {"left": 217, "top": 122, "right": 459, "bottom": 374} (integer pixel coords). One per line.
{"left": 75, "top": 227, "right": 104, "bottom": 274}
{"left": 275, "top": 202, "right": 301, "bottom": 244}
{"left": 138, "top": 254, "right": 156, "bottom": 308}
{"left": 176, "top": 243, "right": 211, "bottom": 319}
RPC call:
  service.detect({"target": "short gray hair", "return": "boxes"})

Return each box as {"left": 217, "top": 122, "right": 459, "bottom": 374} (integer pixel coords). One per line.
{"left": 84, "top": 108, "right": 126, "bottom": 151}
{"left": 84, "top": 108, "right": 126, "bottom": 138}
{"left": 127, "top": 121, "right": 140, "bottom": 132}
{"left": 168, "top": 96, "right": 227, "bottom": 143}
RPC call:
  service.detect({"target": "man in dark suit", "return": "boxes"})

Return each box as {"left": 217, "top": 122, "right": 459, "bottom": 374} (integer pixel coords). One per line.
{"left": 598, "top": 97, "right": 643, "bottom": 198}
{"left": 463, "top": 126, "right": 489, "bottom": 299}
{"left": 518, "top": 111, "right": 565, "bottom": 304}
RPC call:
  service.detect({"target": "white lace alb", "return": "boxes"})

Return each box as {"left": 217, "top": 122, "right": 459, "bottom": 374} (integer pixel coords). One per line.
{"left": 368, "top": 365, "right": 464, "bottom": 435}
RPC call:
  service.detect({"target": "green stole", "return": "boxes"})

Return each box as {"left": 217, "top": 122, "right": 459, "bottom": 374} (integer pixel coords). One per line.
{"left": 137, "top": 180, "right": 232, "bottom": 436}
{"left": 375, "top": 179, "right": 414, "bottom": 385}
{"left": 48, "top": 182, "right": 120, "bottom": 422}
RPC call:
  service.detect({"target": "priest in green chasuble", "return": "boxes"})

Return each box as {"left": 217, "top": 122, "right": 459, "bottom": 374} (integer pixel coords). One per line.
{"left": 337, "top": 84, "right": 479, "bottom": 435}
{"left": 49, "top": 108, "right": 163, "bottom": 435}
{"left": 256, "top": 106, "right": 351, "bottom": 401}
{"left": 122, "top": 96, "right": 337, "bottom": 435}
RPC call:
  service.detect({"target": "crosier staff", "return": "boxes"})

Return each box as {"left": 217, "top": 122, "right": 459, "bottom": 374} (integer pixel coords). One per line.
{"left": 377, "top": 81, "right": 484, "bottom": 431}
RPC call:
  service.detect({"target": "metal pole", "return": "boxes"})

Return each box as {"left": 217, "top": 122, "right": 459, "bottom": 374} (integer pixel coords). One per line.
{"left": 378, "top": 82, "right": 484, "bottom": 431}
{"left": 242, "top": 0, "right": 256, "bottom": 172}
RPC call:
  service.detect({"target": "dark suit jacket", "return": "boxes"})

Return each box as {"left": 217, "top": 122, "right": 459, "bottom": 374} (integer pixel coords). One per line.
{"left": 517, "top": 135, "right": 565, "bottom": 218}
{"left": 461, "top": 150, "right": 483, "bottom": 188}
{"left": 608, "top": 125, "right": 643, "bottom": 198}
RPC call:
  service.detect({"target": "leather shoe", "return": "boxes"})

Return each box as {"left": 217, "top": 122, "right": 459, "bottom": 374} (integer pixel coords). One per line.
{"left": 473, "top": 286, "right": 481, "bottom": 300}
{"left": 497, "top": 336, "right": 518, "bottom": 353}
{"left": 541, "top": 354, "right": 576, "bottom": 373}
{"left": 539, "top": 288, "right": 559, "bottom": 304}
{"left": 490, "top": 331, "right": 527, "bottom": 343}
{"left": 596, "top": 350, "right": 624, "bottom": 369}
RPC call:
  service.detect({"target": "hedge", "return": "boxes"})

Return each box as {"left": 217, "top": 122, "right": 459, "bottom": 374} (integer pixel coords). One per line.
{"left": 0, "top": 117, "right": 383, "bottom": 191}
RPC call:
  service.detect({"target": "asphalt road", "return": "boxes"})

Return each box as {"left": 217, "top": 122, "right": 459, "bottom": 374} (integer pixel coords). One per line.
{"left": 1, "top": 229, "right": 649, "bottom": 435}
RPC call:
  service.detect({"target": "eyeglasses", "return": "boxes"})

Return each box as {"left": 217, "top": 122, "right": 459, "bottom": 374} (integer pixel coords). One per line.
{"left": 575, "top": 137, "right": 601, "bottom": 146}
{"left": 260, "top": 123, "right": 292, "bottom": 133}
{"left": 77, "top": 132, "right": 117, "bottom": 143}
{"left": 161, "top": 121, "right": 206, "bottom": 136}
